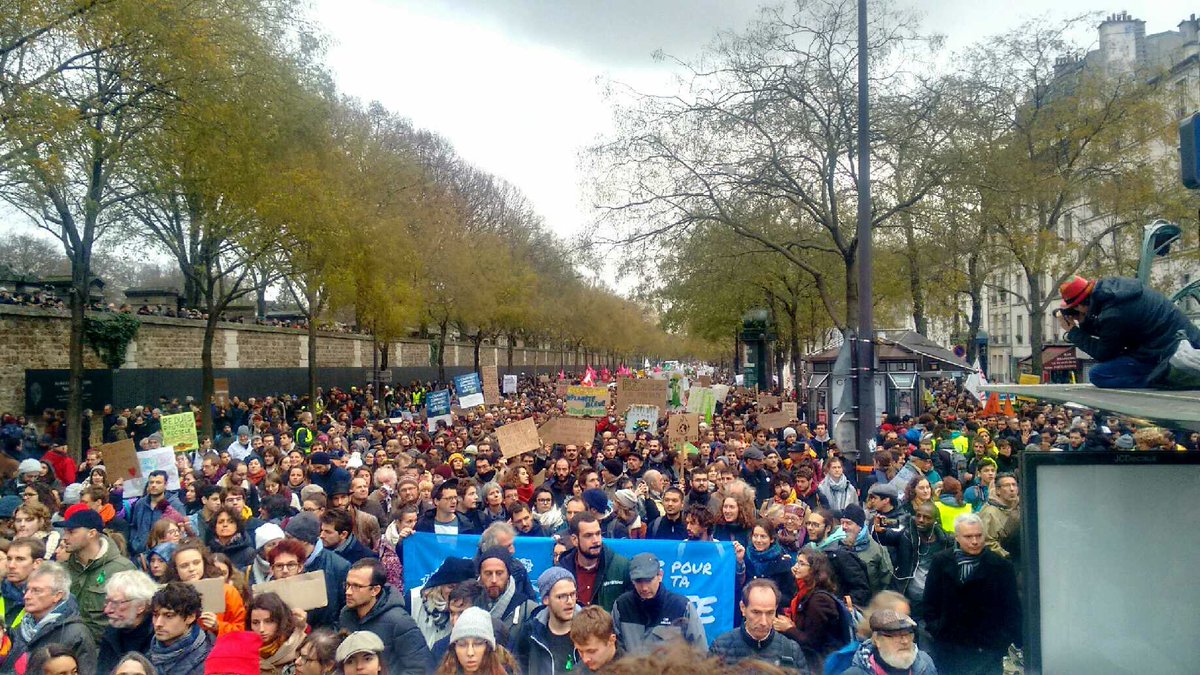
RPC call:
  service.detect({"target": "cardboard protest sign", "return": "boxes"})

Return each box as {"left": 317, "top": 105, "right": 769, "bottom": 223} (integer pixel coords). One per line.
{"left": 758, "top": 412, "right": 792, "bottom": 430}
{"left": 711, "top": 384, "right": 731, "bottom": 404}
{"left": 735, "top": 387, "right": 754, "bottom": 397}
{"left": 539, "top": 417, "right": 596, "bottom": 448}
{"left": 214, "top": 378, "right": 230, "bottom": 406}
{"left": 538, "top": 375, "right": 550, "bottom": 384}
{"left": 496, "top": 417, "right": 541, "bottom": 459}
{"left": 160, "top": 412, "right": 198, "bottom": 452}
{"left": 624, "top": 405, "right": 659, "bottom": 435}
{"left": 122, "top": 447, "right": 180, "bottom": 497}
{"left": 758, "top": 394, "right": 781, "bottom": 409}
{"left": 425, "top": 390, "right": 453, "bottom": 432}
{"left": 99, "top": 439, "right": 140, "bottom": 482}
{"left": 453, "top": 373, "right": 485, "bottom": 408}
{"left": 614, "top": 377, "right": 668, "bottom": 416}
{"left": 698, "top": 375, "right": 712, "bottom": 387}
{"left": 252, "top": 571, "right": 328, "bottom": 611}
{"left": 555, "top": 381, "right": 569, "bottom": 398}
{"left": 782, "top": 402, "right": 798, "bottom": 420}
{"left": 668, "top": 413, "right": 700, "bottom": 451}
{"left": 565, "top": 386, "right": 608, "bottom": 417}
{"left": 503, "top": 375, "right": 518, "bottom": 394}
{"left": 686, "top": 387, "right": 717, "bottom": 424}
{"left": 481, "top": 365, "right": 501, "bottom": 404}
{"left": 189, "top": 578, "right": 226, "bottom": 613}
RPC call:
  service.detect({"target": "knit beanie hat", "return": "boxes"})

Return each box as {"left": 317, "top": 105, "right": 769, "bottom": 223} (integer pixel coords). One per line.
{"left": 477, "top": 547, "right": 514, "bottom": 573}
{"left": 537, "top": 566, "right": 575, "bottom": 600}
{"left": 61, "top": 483, "right": 83, "bottom": 506}
{"left": 284, "top": 512, "right": 320, "bottom": 545}
{"left": 254, "top": 522, "right": 286, "bottom": 551}
{"left": 582, "top": 488, "right": 609, "bottom": 514}
{"left": 840, "top": 504, "right": 866, "bottom": 528}
{"left": 17, "top": 459, "right": 40, "bottom": 476}
{"left": 205, "top": 631, "right": 262, "bottom": 675}
{"left": 450, "top": 607, "right": 496, "bottom": 649}
{"left": 612, "top": 489, "right": 638, "bottom": 510}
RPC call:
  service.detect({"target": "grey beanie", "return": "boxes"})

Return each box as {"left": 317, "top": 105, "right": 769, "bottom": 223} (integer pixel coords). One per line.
{"left": 449, "top": 606, "right": 495, "bottom": 649}
{"left": 238, "top": 426, "right": 251, "bottom": 437}
{"left": 62, "top": 483, "right": 83, "bottom": 506}
{"left": 537, "top": 566, "right": 575, "bottom": 601}
{"left": 612, "top": 489, "right": 638, "bottom": 510}
{"left": 284, "top": 512, "right": 320, "bottom": 545}
{"left": 17, "top": 459, "right": 40, "bottom": 476}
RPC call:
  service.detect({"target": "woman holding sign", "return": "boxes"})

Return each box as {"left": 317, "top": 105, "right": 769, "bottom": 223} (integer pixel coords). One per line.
{"left": 167, "top": 541, "right": 247, "bottom": 636}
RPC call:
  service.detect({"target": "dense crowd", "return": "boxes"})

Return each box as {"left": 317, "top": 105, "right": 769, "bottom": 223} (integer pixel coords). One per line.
{"left": 0, "top": 373, "right": 1191, "bottom": 675}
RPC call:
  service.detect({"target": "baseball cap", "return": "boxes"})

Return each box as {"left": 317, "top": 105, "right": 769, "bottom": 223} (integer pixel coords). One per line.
{"left": 629, "top": 552, "right": 661, "bottom": 581}
{"left": 55, "top": 506, "right": 105, "bottom": 531}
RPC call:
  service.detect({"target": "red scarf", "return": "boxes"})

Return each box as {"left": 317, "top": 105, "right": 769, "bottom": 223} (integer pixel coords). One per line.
{"left": 788, "top": 579, "right": 813, "bottom": 618}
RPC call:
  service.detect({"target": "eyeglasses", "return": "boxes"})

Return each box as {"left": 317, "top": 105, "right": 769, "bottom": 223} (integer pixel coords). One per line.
{"left": 104, "top": 598, "right": 135, "bottom": 609}
{"left": 271, "top": 562, "right": 301, "bottom": 572}
{"left": 345, "top": 582, "right": 378, "bottom": 591}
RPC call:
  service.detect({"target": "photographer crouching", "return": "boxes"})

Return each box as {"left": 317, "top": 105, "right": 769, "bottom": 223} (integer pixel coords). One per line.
{"left": 1056, "top": 275, "right": 1200, "bottom": 388}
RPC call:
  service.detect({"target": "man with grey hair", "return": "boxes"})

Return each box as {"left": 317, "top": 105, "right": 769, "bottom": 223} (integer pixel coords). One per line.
{"left": 922, "top": 513, "right": 1021, "bottom": 675}
{"left": 98, "top": 570, "right": 158, "bottom": 674}
{"left": 4, "top": 562, "right": 98, "bottom": 675}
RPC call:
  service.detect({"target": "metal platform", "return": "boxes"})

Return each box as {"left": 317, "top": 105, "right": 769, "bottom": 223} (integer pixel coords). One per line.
{"left": 984, "top": 384, "right": 1200, "bottom": 431}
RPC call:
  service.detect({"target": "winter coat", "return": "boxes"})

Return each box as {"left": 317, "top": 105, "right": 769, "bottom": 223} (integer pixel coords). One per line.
{"left": 558, "top": 545, "right": 631, "bottom": 613}
{"left": 875, "top": 520, "right": 951, "bottom": 594}
{"left": 846, "top": 530, "right": 894, "bottom": 596}
{"left": 338, "top": 586, "right": 429, "bottom": 675}
{"left": 922, "top": 548, "right": 1021, "bottom": 650}
{"left": 330, "top": 534, "right": 378, "bottom": 565}
{"left": 415, "top": 511, "right": 478, "bottom": 535}
{"left": 979, "top": 498, "right": 1020, "bottom": 560}
{"left": 711, "top": 627, "right": 810, "bottom": 673}
{"left": 259, "top": 628, "right": 303, "bottom": 675}
{"left": 129, "top": 493, "right": 187, "bottom": 553}
{"left": 782, "top": 587, "right": 845, "bottom": 659}
{"left": 65, "top": 536, "right": 136, "bottom": 640}
{"left": 817, "top": 475, "right": 859, "bottom": 512}
{"left": 611, "top": 586, "right": 706, "bottom": 655}
{"left": 647, "top": 514, "right": 688, "bottom": 540}
{"left": 5, "top": 597, "right": 98, "bottom": 675}
{"left": 98, "top": 617, "right": 154, "bottom": 675}
{"left": 741, "top": 543, "right": 798, "bottom": 611}
{"left": 304, "top": 546, "right": 350, "bottom": 629}
{"left": 207, "top": 532, "right": 256, "bottom": 569}
{"left": 511, "top": 604, "right": 583, "bottom": 675}
{"left": 1067, "top": 276, "right": 1200, "bottom": 382}
{"left": 839, "top": 639, "right": 937, "bottom": 675}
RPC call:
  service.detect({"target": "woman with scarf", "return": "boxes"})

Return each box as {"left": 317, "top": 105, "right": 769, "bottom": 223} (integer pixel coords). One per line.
{"left": 205, "top": 506, "right": 256, "bottom": 568}
{"left": 250, "top": 592, "right": 306, "bottom": 675}
{"left": 736, "top": 520, "right": 797, "bottom": 611}
{"left": 774, "top": 548, "right": 848, "bottom": 671}
{"left": 816, "top": 456, "right": 858, "bottom": 512}
{"left": 477, "top": 482, "right": 508, "bottom": 528}
{"left": 531, "top": 487, "right": 566, "bottom": 538}
{"left": 245, "top": 455, "right": 269, "bottom": 490}
{"left": 900, "top": 476, "right": 934, "bottom": 519}
{"left": 412, "top": 557, "right": 478, "bottom": 648}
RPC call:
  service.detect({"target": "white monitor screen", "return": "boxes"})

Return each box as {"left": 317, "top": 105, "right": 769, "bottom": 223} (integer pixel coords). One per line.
{"left": 1034, "top": 463, "right": 1200, "bottom": 674}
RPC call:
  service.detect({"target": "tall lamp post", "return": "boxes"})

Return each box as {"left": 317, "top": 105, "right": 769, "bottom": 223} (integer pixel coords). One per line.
{"left": 854, "top": 0, "right": 877, "bottom": 453}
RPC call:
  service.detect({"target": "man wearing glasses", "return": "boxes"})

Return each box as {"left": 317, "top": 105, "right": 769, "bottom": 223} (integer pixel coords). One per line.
{"left": 338, "top": 559, "right": 429, "bottom": 675}
{"left": 5, "top": 562, "right": 98, "bottom": 675}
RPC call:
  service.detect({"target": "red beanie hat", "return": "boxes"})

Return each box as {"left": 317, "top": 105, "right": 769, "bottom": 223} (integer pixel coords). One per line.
{"left": 205, "top": 631, "right": 262, "bottom": 675}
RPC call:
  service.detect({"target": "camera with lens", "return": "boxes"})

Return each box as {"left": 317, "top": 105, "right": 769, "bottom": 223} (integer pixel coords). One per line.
{"left": 878, "top": 517, "right": 899, "bottom": 528}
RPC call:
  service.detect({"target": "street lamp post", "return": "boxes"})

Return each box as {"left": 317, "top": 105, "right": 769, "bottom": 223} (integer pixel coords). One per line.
{"left": 854, "top": 0, "right": 877, "bottom": 454}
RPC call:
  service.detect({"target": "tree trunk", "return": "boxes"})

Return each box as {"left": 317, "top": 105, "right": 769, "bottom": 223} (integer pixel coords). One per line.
{"left": 307, "top": 317, "right": 318, "bottom": 405}
{"left": 964, "top": 251, "right": 985, "bottom": 368}
{"left": 790, "top": 312, "right": 802, "bottom": 400}
{"left": 1026, "top": 271, "right": 1044, "bottom": 375}
{"left": 201, "top": 313, "right": 218, "bottom": 441}
{"left": 66, "top": 260, "right": 87, "bottom": 461}
{"left": 437, "top": 321, "right": 448, "bottom": 383}
{"left": 506, "top": 333, "right": 515, "bottom": 369}
{"left": 903, "top": 217, "right": 927, "bottom": 335}
{"left": 472, "top": 335, "right": 482, "bottom": 372}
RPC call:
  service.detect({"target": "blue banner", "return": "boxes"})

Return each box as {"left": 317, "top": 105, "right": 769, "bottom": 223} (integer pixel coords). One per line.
{"left": 425, "top": 389, "right": 453, "bottom": 431}
{"left": 402, "top": 532, "right": 735, "bottom": 643}
{"left": 453, "top": 373, "right": 484, "bottom": 408}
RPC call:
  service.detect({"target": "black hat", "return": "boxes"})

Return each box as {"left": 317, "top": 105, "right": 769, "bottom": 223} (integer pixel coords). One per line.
{"left": 840, "top": 504, "right": 866, "bottom": 528}
{"left": 54, "top": 508, "right": 105, "bottom": 532}
{"left": 909, "top": 448, "right": 932, "bottom": 461}
{"left": 331, "top": 481, "right": 351, "bottom": 496}
{"left": 426, "top": 557, "right": 477, "bottom": 588}
{"left": 601, "top": 459, "right": 624, "bottom": 477}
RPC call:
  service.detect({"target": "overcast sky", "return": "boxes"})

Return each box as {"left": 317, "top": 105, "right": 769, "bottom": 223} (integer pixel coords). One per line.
{"left": 311, "top": 0, "right": 1194, "bottom": 248}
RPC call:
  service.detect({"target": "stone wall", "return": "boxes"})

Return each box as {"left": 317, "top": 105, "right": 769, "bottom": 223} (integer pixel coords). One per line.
{"left": 1, "top": 305, "right": 599, "bottom": 413}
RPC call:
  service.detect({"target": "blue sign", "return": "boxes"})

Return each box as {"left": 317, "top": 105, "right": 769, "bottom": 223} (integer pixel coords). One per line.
{"left": 453, "top": 373, "right": 485, "bottom": 407}
{"left": 425, "top": 389, "right": 453, "bottom": 431}
{"left": 402, "top": 533, "right": 736, "bottom": 643}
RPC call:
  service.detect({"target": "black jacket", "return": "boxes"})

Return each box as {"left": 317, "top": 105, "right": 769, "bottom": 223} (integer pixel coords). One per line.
{"left": 98, "top": 617, "right": 154, "bottom": 675}
{"left": 1068, "top": 277, "right": 1200, "bottom": 381}
{"left": 5, "top": 598, "right": 98, "bottom": 675}
{"left": 712, "top": 627, "right": 811, "bottom": 673}
{"left": 305, "top": 547, "right": 350, "bottom": 629}
{"left": 338, "top": 586, "right": 429, "bottom": 675}
{"left": 331, "top": 534, "right": 378, "bottom": 565}
{"left": 875, "top": 520, "right": 951, "bottom": 592}
{"left": 647, "top": 514, "right": 687, "bottom": 540}
{"left": 414, "top": 511, "right": 478, "bottom": 535}
{"left": 510, "top": 605, "right": 581, "bottom": 675}
{"left": 922, "top": 548, "right": 1021, "bottom": 650}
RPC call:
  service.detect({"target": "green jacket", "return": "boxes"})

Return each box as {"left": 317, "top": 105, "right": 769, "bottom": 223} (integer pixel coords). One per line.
{"left": 558, "top": 545, "right": 632, "bottom": 613}
{"left": 66, "top": 536, "right": 136, "bottom": 640}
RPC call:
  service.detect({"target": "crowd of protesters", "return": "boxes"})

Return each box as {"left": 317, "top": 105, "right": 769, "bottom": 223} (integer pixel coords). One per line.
{"left": 0, "top": 368, "right": 1191, "bottom": 675}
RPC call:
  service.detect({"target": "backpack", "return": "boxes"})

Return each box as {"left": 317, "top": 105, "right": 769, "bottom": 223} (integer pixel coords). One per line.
{"left": 824, "top": 546, "right": 871, "bottom": 608}
{"left": 814, "top": 589, "right": 859, "bottom": 649}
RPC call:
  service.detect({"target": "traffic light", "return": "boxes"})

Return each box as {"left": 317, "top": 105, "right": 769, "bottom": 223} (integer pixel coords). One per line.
{"left": 1180, "top": 112, "right": 1200, "bottom": 189}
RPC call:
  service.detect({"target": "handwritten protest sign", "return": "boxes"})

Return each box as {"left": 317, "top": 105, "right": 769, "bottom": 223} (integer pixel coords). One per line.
{"left": 624, "top": 405, "right": 659, "bottom": 435}
{"left": 565, "top": 386, "right": 608, "bottom": 417}
{"left": 481, "top": 365, "right": 500, "bottom": 404}
{"left": 99, "top": 439, "right": 140, "bottom": 482}
{"left": 758, "top": 394, "right": 781, "bottom": 409}
{"left": 214, "top": 378, "right": 230, "bottom": 406}
{"left": 555, "top": 381, "right": 569, "bottom": 398}
{"left": 189, "top": 578, "right": 226, "bottom": 613}
{"left": 426, "top": 390, "right": 453, "bottom": 432}
{"left": 454, "top": 372, "right": 485, "bottom": 408}
{"left": 686, "top": 386, "right": 717, "bottom": 424}
{"left": 122, "top": 447, "right": 181, "bottom": 497}
{"left": 782, "top": 401, "right": 798, "bottom": 420}
{"left": 668, "top": 413, "right": 700, "bottom": 451}
{"left": 503, "top": 375, "right": 518, "bottom": 394}
{"left": 539, "top": 417, "right": 596, "bottom": 448}
{"left": 711, "top": 384, "right": 731, "bottom": 404}
{"left": 496, "top": 417, "right": 541, "bottom": 458}
{"left": 758, "top": 412, "right": 792, "bottom": 431}
{"left": 614, "top": 377, "right": 668, "bottom": 415}
{"left": 160, "top": 412, "right": 198, "bottom": 452}
{"left": 252, "top": 571, "right": 328, "bottom": 611}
